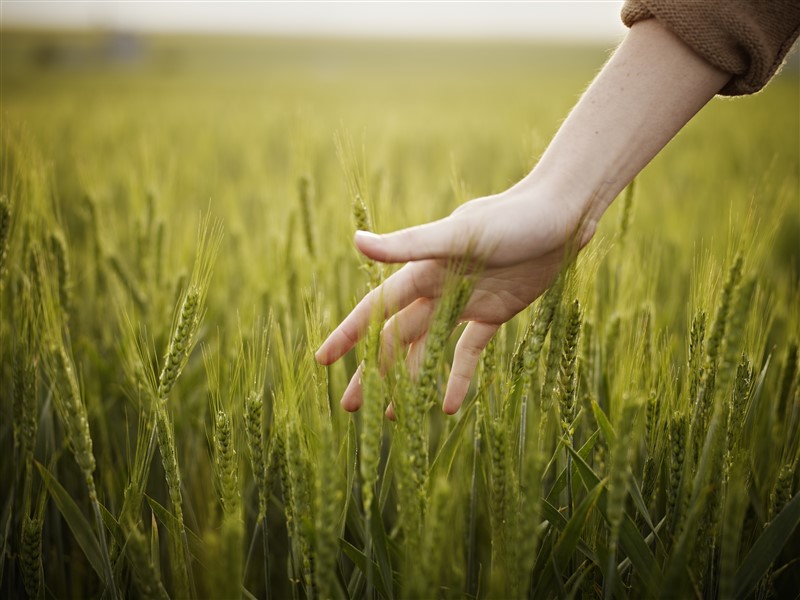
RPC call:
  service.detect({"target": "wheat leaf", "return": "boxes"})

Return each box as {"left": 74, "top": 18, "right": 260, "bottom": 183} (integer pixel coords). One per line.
{"left": 36, "top": 461, "right": 106, "bottom": 582}
{"left": 734, "top": 491, "right": 800, "bottom": 599}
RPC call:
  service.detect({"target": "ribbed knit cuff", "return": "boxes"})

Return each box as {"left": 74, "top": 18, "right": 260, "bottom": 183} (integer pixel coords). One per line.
{"left": 621, "top": 0, "right": 800, "bottom": 96}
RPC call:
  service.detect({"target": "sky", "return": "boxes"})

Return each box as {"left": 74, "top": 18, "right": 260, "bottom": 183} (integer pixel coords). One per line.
{"left": 0, "top": 1, "right": 628, "bottom": 42}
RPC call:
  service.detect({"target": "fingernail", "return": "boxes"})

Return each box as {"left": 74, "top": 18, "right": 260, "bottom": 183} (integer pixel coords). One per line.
{"left": 355, "top": 230, "right": 381, "bottom": 243}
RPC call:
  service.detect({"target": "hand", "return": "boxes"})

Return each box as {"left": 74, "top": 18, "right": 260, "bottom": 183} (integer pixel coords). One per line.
{"left": 314, "top": 178, "right": 591, "bottom": 416}
{"left": 315, "top": 17, "right": 730, "bottom": 418}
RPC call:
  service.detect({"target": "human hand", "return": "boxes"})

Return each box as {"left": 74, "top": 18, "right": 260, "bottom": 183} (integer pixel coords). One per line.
{"left": 314, "top": 178, "right": 592, "bottom": 417}
{"left": 315, "top": 17, "right": 731, "bottom": 418}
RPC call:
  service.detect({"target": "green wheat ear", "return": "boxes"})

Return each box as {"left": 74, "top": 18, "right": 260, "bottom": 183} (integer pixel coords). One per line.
{"left": 360, "top": 312, "right": 384, "bottom": 516}
{"left": 13, "top": 277, "right": 38, "bottom": 497}
{"left": 34, "top": 246, "right": 119, "bottom": 600}
{"left": 352, "top": 193, "right": 382, "bottom": 288}
{"left": 245, "top": 390, "right": 268, "bottom": 516}
{"left": 298, "top": 174, "right": 316, "bottom": 258}
{"left": 49, "top": 229, "right": 71, "bottom": 315}
{"left": 241, "top": 314, "right": 271, "bottom": 522}
{"left": 339, "top": 129, "right": 383, "bottom": 289}
{"left": 313, "top": 416, "right": 339, "bottom": 600}
{"left": 156, "top": 214, "right": 223, "bottom": 404}
{"left": 202, "top": 337, "right": 244, "bottom": 599}
{"left": 214, "top": 409, "right": 239, "bottom": 515}
{"left": 0, "top": 195, "right": 11, "bottom": 284}
{"left": 509, "top": 272, "right": 562, "bottom": 387}
{"left": 558, "top": 299, "right": 582, "bottom": 437}
{"left": 20, "top": 490, "right": 46, "bottom": 600}
{"left": 667, "top": 412, "right": 688, "bottom": 536}
{"left": 688, "top": 310, "right": 707, "bottom": 404}
{"left": 353, "top": 193, "right": 370, "bottom": 232}
{"left": 157, "top": 287, "right": 199, "bottom": 401}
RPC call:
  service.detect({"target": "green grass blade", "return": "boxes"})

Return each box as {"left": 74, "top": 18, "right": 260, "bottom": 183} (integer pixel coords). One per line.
{"left": 98, "top": 503, "right": 125, "bottom": 549}
{"left": 539, "top": 499, "right": 599, "bottom": 565}
{"left": 547, "top": 429, "right": 600, "bottom": 502}
{"left": 151, "top": 511, "right": 161, "bottom": 579}
{"left": 566, "top": 445, "right": 663, "bottom": 593}
{"left": 379, "top": 442, "right": 396, "bottom": 513}
{"left": 661, "top": 484, "right": 712, "bottom": 597}
{"left": 617, "top": 516, "right": 666, "bottom": 576}
{"left": 733, "top": 491, "right": 800, "bottom": 600}
{"left": 617, "top": 513, "right": 662, "bottom": 593}
{"left": 340, "top": 538, "right": 390, "bottom": 599}
{"left": 534, "top": 481, "right": 605, "bottom": 600}
{"left": 552, "top": 479, "right": 605, "bottom": 567}
{"left": 36, "top": 461, "right": 105, "bottom": 582}
{"left": 627, "top": 472, "right": 657, "bottom": 534}
{"left": 0, "top": 488, "right": 13, "bottom": 589}
{"left": 539, "top": 500, "right": 567, "bottom": 529}
{"left": 565, "top": 563, "right": 592, "bottom": 600}
{"left": 430, "top": 399, "right": 477, "bottom": 480}
{"left": 591, "top": 399, "right": 616, "bottom": 446}
{"left": 344, "top": 487, "right": 366, "bottom": 545}
{"left": 466, "top": 422, "right": 481, "bottom": 598}
{"left": 529, "top": 525, "right": 555, "bottom": 595}
{"left": 145, "top": 495, "right": 205, "bottom": 562}
{"left": 368, "top": 497, "right": 394, "bottom": 600}
{"left": 743, "top": 356, "right": 771, "bottom": 437}
{"left": 341, "top": 417, "right": 357, "bottom": 535}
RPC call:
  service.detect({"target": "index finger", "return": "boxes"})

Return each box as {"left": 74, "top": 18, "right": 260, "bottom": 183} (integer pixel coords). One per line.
{"left": 314, "top": 260, "right": 439, "bottom": 365}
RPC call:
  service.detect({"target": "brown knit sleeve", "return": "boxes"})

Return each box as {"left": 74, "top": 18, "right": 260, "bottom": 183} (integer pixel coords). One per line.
{"left": 621, "top": 0, "right": 800, "bottom": 95}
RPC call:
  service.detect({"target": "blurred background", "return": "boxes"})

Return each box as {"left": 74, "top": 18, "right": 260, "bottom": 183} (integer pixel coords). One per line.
{"left": 0, "top": 2, "right": 643, "bottom": 235}
{"left": 3, "top": 1, "right": 628, "bottom": 40}
{"left": 2, "top": 1, "right": 630, "bottom": 79}
{"left": 1, "top": 2, "right": 633, "bottom": 105}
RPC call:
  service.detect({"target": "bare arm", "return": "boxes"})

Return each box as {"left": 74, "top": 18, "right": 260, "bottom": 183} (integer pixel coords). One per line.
{"left": 522, "top": 18, "right": 731, "bottom": 239}
{"left": 317, "top": 18, "right": 731, "bottom": 415}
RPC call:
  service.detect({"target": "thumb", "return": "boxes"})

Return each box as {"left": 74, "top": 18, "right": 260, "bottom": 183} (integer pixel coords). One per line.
{"left": 354, "top": 218, "right": 462, "bottom": 263}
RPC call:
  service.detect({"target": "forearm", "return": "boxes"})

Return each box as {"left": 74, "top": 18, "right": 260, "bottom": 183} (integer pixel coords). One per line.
{"left": 520, "top": 18, "right": 731, "bottom": 230}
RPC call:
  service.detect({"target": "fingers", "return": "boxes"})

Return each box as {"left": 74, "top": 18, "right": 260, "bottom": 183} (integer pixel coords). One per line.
{"left": 315, "top": 261, "right": 437, "bottom": 365}
{"left": 354, "top": 217, "right": 464, "bottom": 263}
{"left": 380, "top": 299, "right": 434, "bottom": 370}
{"left": 442, "top": 321, "right": 498, "bottom": 415}
{"left": 337, "top": 299, "right": 494, "bottom": 417}
{"left": 340, "top": 363, "right": 364, "bottom": 412}
{"left": 319, "top": 214, "right": 471, "bottom": 365}
{"left": 405, "top": 335, "right": 428, "bottom": 380}
{"left": 340, "top": 299, "right": 434, "bottom": 412}
{"left": 385, "top": 321, "right": 494, "bottom": 419}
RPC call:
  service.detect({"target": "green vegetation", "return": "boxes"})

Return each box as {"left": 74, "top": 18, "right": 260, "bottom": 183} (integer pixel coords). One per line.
{"left": 1, "top": 31, "right": 799, "bottom": 599}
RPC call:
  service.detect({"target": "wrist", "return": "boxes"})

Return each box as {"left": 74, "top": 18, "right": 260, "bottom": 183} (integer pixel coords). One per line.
{"left": 514, "top": 162, "right": 612, "bottom": 231}
{"left": 492, "top": 167, "right": 601, "bottom": 254}
{"left": 509, "top": 17, "right": 730, "bottom": 247}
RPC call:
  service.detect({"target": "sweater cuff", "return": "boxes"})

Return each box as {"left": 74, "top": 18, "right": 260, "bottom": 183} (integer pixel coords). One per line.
{"left": 621, "top": 0, "right": 800, "bottom": 96}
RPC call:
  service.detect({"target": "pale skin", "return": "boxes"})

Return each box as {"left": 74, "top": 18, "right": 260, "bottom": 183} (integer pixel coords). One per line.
{"left": 315, "top": 18, "right": 731, "bottom": 417}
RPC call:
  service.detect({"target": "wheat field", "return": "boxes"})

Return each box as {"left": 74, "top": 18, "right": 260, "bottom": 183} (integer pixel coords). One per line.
{"left": 1, "top": 31, "right": 799, "bottom": 599}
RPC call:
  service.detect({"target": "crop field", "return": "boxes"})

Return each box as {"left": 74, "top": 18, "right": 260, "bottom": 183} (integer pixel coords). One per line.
{"left": 1, "top": 31, "right": 799, "bottom": 599}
